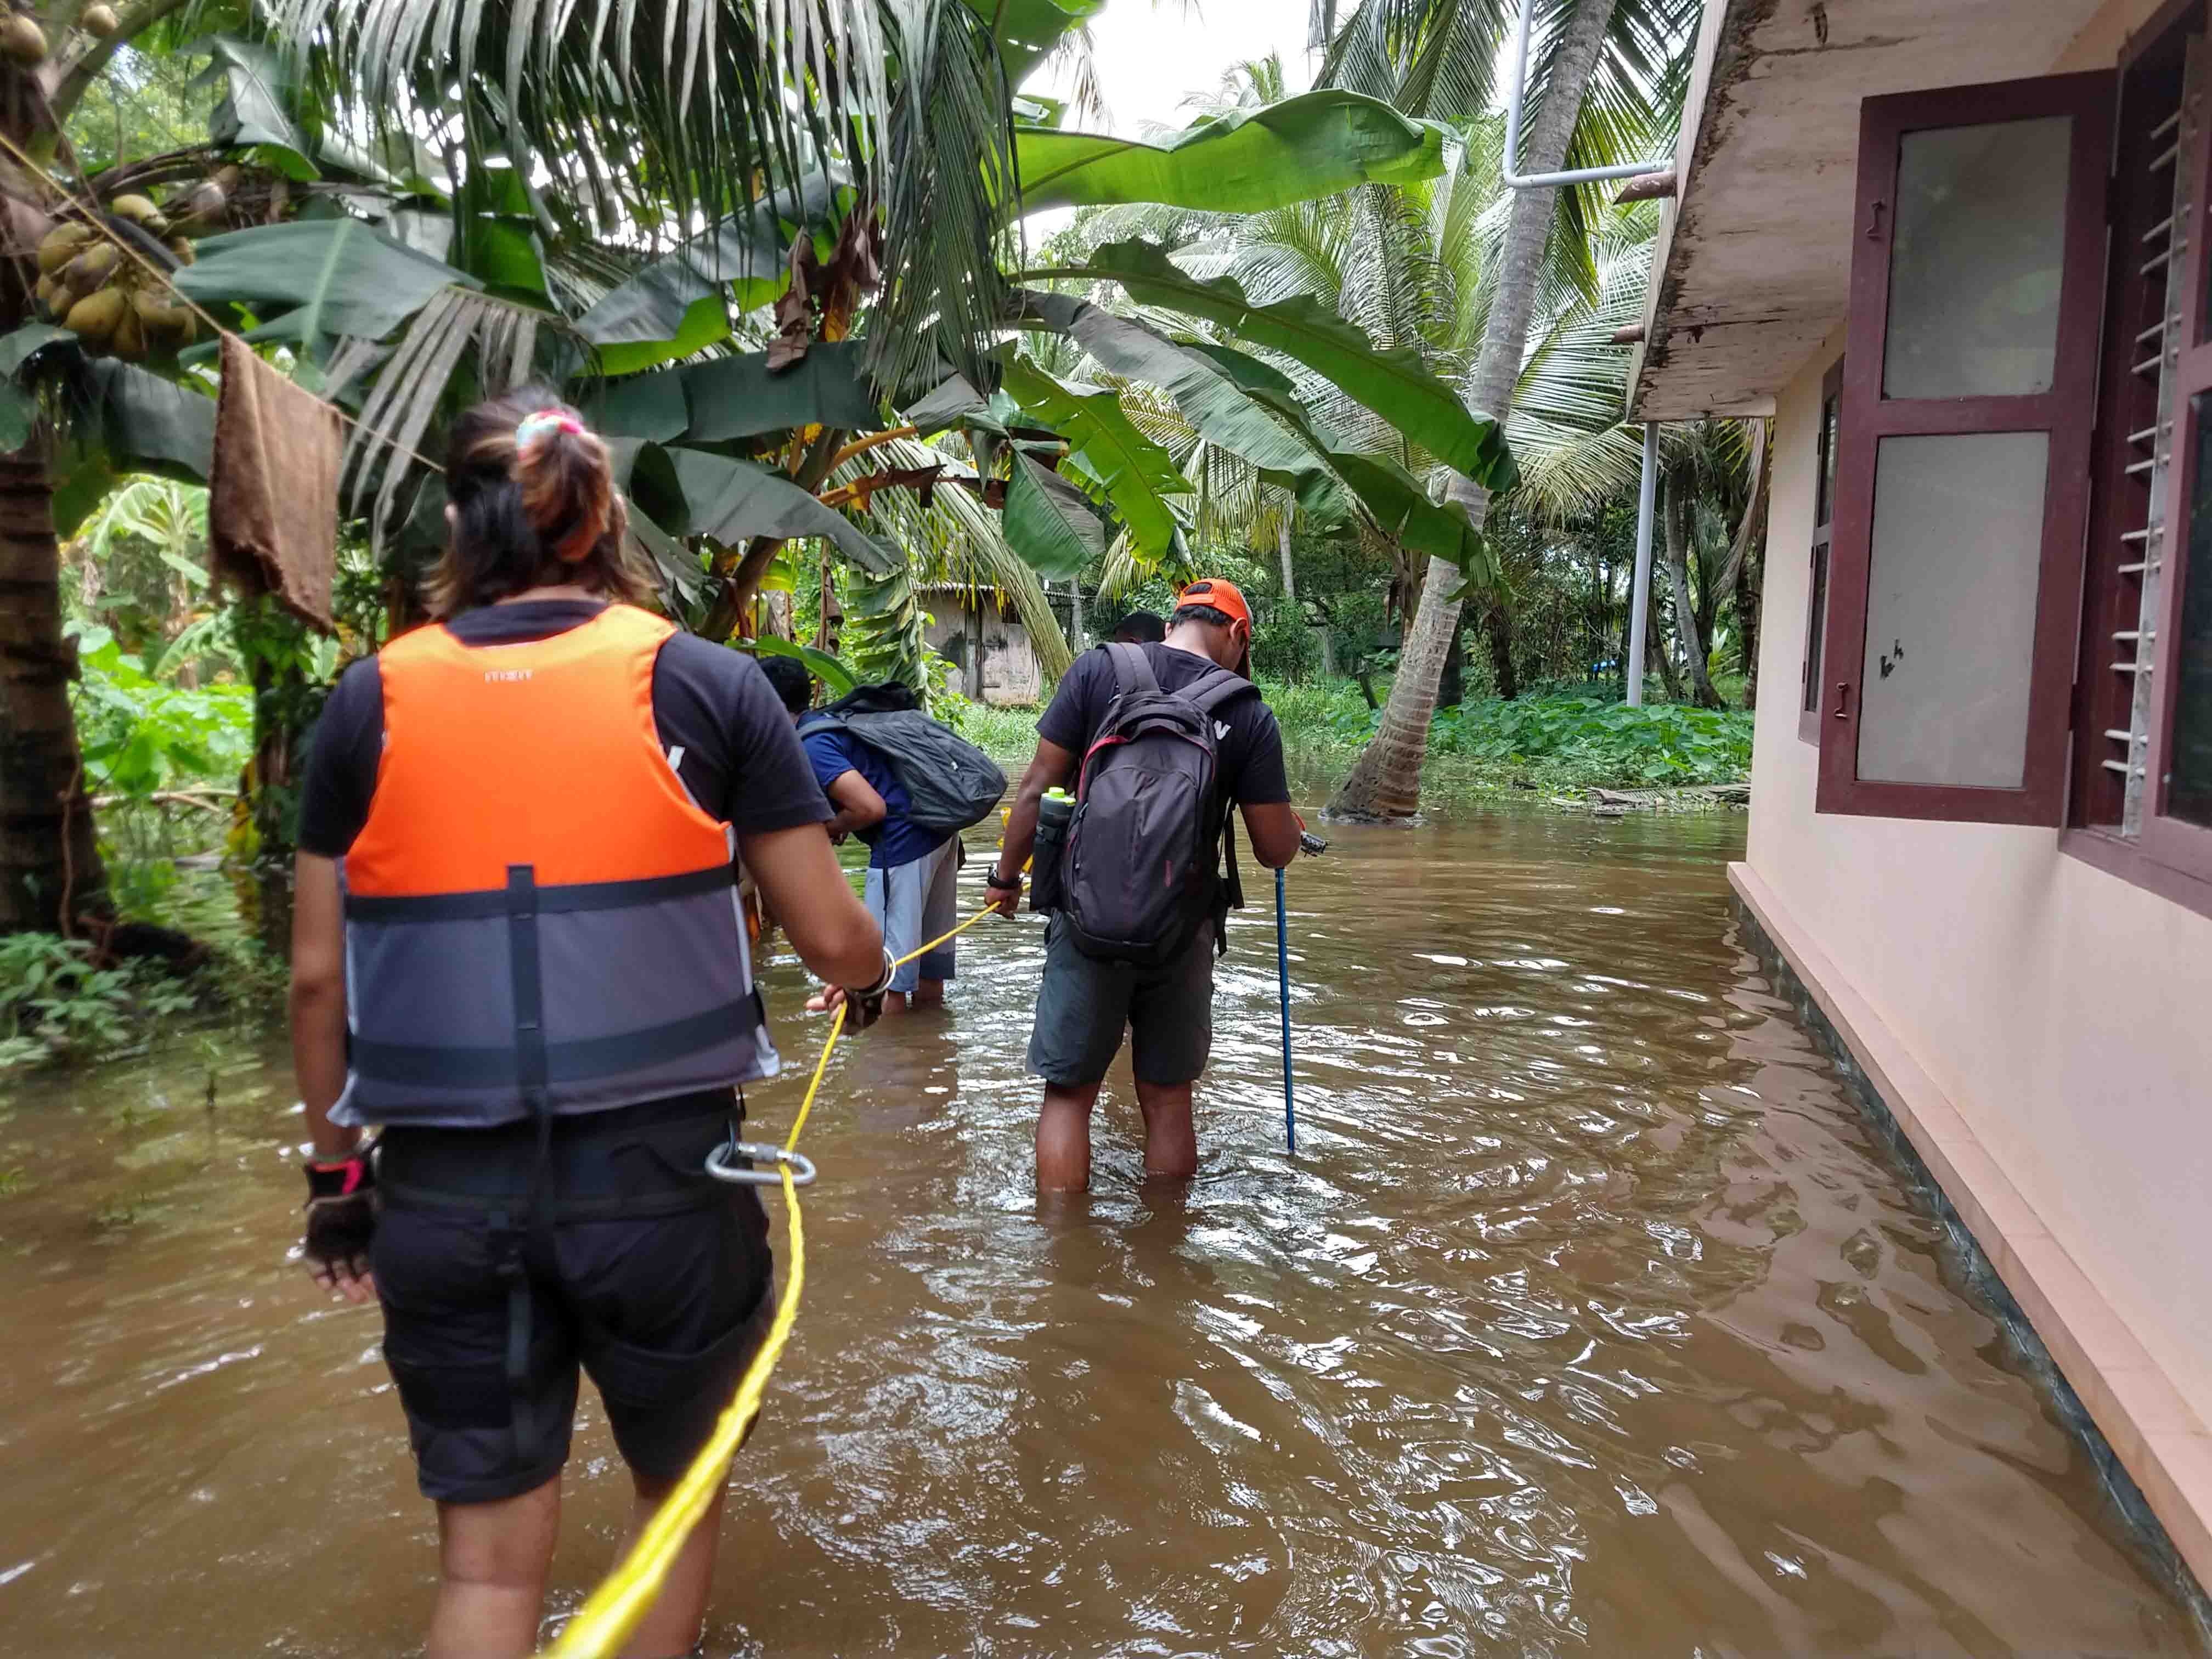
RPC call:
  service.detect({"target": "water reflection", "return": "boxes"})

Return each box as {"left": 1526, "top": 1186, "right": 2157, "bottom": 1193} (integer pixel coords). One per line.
{"left": 0, "top": 810, "right": 2201, "bottom": 1656}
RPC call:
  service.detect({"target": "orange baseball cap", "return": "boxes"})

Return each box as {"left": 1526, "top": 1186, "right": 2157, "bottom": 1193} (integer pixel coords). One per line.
{"left": 1175, "top": 578, "right": 1251, "bottom": 630}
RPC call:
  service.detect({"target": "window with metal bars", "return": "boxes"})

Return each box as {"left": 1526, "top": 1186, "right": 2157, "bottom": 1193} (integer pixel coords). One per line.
{"left": 1817, "top": 2, "right": 2212, "bottom": 907}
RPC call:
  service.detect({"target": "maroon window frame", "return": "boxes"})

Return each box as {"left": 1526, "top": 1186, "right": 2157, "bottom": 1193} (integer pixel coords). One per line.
{"left": 1799, "top": 360, "right": 1842, "bottom": 745}
{"left": 1818, "top": 72, "right": 2115, "bottom": 824}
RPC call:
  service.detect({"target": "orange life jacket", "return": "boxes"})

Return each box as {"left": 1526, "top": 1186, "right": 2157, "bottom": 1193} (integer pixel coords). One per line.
{"left": 337, "top": 604, "right": 776, "bottom": 1127}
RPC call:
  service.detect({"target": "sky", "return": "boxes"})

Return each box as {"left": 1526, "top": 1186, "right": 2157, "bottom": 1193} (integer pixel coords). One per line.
{"left": 1034, "top": 0, "right": 1322, "bottom": 138}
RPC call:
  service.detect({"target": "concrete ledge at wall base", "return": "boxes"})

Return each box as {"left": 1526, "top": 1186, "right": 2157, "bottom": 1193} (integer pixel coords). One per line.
{"left": 1730, "top": 861, "right": 2212, "bottom": 1608}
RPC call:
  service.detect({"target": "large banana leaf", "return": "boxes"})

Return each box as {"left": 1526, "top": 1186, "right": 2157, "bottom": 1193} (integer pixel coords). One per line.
{"left": 574, "top": 176, "right": 849, "bottom": 376}
{"left": 998, "top": 354, "right": 1188, "bottom": 560}
{"left": 1016, "top": 92, "right": 1446, "bottom": 215}
{"left": 970, "top": 0, "right": 1104, "bottom": 85}
{"left": 1018, "top": 291, "right": 1357, "bottom": 524}
{"left": 741, "top": 635, "right": 857, "bottom": 696}
{"left": 1272, "top": 445, "right": 1494, "bottom": 596}
{"left": 583, "top": 368, "right": 691, "bottom": 444}
{"left": 1003, "top": 450, "right": 1104, "bottom": 579}
{"left": 50, "top": 360, "right": 219, "bottom": 537}
{"left": 203, "top": 36, "right": 319, "bottom": 182}
{"left": 174, "top": 221, "right": 478, "bottom": 346}
{"left": 681, "top": 342, "right": 885, "bottom": 443}
{"left": 1029, "top": 238, "right": 1516, "bottom": 491}
{"left": 658, "top": 447, "right": 896, "bottom": 575}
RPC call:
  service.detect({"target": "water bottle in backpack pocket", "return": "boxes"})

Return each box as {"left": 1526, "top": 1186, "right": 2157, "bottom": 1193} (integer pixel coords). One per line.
{"left": 1059, "top": 643, "right": 1250, "bottom": 966}
{"left": 1030, "top": 788, "right": 1075, "bottom": 912}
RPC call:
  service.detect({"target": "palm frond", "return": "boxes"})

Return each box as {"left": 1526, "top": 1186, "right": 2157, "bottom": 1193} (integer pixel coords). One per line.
{"left": 872, "top": 0, "right": 1018, "bottom": 392}
{"left": 340, "top": 285, "right": 567, "bottom": 554}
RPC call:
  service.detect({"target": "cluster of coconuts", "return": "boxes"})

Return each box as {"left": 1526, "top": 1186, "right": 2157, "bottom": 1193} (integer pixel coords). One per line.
{"left": 2, "top": 2, "right": 120, "bottom": 66}
{"left": 35, "top": 195, "right": 199, "bottom": 359}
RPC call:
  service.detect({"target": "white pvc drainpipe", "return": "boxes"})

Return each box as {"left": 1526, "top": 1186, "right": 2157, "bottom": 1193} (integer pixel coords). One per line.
{"left": 1498, "top": 1, "right": 1674, "bottom": 190}
{"left": 1497, "top": 3, "right": 1675, "bottom": 704}
{"left": 1626, "top": 422, "right": 1658, "bottom": 708}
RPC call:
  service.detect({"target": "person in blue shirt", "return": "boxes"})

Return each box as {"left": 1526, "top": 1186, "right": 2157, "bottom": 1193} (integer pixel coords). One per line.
{"left": 760, "top": 656, "right": 960, "bottom": 1017}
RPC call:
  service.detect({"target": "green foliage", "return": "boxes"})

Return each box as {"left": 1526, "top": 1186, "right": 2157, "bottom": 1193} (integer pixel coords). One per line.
{"left": 67, "top": 45, "right": 213, "bottom": 174}
{"left": 0, "top": 934, "right": 200, "bottom": 1071}
{"left": 1321, "top": 689, "right": 1753, "bottom": 787}
{"left": 842, "top": 563, "right": 929, "bottom": 692}
{"left": 738, "top": 635, "right": 857, "bottom": 697}
{"left": 68, "top": 624, "right": 254, "bottom": 799}
{"left": 999, "top": 354, "right": 1187, "bottom": 560}
{"left": 950, "top": 698, "right": 1046, "bottom": 764}
{"left": 1002, "top": 451, "right": 1105, "bottom": 579}
{"left": 1015, "top": 90, "right": 1447, "bottom": 215}
{"left": 1035, "top": 238, "right": 1516, "bottom": 492}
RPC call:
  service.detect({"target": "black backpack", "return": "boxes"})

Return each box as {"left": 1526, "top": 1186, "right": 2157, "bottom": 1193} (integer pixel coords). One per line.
{"left": 1060, "top": 643, "right": 1250, "bottom": 966}
{"left": 799, "top": 682, "right": 1008, "bottom": 836}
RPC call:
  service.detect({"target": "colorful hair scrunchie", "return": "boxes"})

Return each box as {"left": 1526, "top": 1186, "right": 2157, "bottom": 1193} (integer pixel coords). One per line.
{"left": 516, "top": 409, "right": 584, "bottom": 446}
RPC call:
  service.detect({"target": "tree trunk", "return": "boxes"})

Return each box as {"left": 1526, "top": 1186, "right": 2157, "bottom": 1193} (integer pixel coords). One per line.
{"left": 1716, "top": 419, "right": 1771, "bottom": 710}
{"left": 1482, "top": 599, "right": 1518, "bottom": 702}
{"left": 0, "top": 447, "right": 105, "bottom": 934}
{"left": 1664, "top": 476, "right": 1723, "bottom": 709}
{"left": 1328, "top": 0, "right": 1621, "bottom": 816}
{"left": 1649, "top": 618, "right": 1683, "bottom": 703}
{"left": 1438, "top": 620, "right": 1465, "bottom": 709}
{"left": 1736, "top": 539, "right": 1761, "bottom": 710}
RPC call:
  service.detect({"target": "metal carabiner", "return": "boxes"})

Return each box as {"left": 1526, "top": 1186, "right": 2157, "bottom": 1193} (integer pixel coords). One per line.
{"left": 704, "top": 1139, "right": 817, "bottom": 1188}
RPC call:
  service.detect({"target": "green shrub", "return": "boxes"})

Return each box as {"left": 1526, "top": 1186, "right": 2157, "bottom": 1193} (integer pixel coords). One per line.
{"left": 0, "top": 933, "right": 200, "bottom": 1070}
{"left": 69, "top": 623, "right": 253, "bottom": 799}
{"left": 1265, "top": 682, "right": 1752, "bottom": 791}
{"left": 1445, "top": 694, "right": 1751, "bottom": 786}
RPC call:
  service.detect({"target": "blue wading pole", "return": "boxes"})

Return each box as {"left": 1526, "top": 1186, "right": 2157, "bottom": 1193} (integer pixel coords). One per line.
{"left": 1276, "top": 864, "right": 1296, "bottom": 1155}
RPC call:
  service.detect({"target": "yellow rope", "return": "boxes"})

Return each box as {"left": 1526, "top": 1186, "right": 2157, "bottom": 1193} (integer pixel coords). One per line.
{"left": 542, "top": 902, "right": 998, "bottom": 1659}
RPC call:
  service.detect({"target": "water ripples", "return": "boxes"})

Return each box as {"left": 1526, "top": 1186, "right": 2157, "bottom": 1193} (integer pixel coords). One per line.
{"left": 0, "top": 811, "right": 2202, "bottom": 1655}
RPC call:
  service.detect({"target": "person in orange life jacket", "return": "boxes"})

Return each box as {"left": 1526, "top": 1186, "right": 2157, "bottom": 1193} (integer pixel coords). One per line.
{"left": 989, "top": 579, "right": 1304, "bottom": 1194}
{"left": 286, "top": 391, "right": 890, "bottom": 1659}
{"left": 757, "top": 656, "right": 961, "bottom": 1018}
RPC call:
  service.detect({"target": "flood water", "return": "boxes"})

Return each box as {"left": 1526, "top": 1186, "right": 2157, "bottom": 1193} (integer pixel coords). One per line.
{"left": 1, "top": 811, "right": 2204, "bottom": 1657}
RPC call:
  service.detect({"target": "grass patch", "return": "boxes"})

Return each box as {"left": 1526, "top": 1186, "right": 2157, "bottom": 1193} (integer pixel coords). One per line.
{"left": 950, "top": 701, "right": 1042, "bottom": 768}
{"left": 951, "top": 679, "right": 1752, "bottom": 808}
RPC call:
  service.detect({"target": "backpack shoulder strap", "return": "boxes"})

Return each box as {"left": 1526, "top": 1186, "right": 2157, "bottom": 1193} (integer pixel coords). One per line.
{"left": 1107, "top": 641, "right": 1160, "bottom": 699}
{"left": 795, "top": 711, "right": 840, "bottom": 737}
{"left": 1183, "top": 666, "right": 1255, "bottom": 716}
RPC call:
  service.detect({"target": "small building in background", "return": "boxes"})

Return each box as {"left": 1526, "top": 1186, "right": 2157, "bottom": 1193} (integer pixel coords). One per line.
{"left": 920, "top": 584, "right": 1045, "bottom": 706}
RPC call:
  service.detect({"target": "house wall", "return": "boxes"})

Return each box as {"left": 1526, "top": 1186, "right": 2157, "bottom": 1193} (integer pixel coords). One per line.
{"left": 1749, "top": 311, "right": 2212, "bottom": 1427}
{"left": 923, "top": 601, "right": 1042, "bottom": 706}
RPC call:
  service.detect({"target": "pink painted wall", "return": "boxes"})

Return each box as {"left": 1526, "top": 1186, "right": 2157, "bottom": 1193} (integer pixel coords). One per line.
{"left": 1748, "top": 324, "right": 2212, "bottom": 1425}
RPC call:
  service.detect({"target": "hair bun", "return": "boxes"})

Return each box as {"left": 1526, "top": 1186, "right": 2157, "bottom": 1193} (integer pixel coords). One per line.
{"left": 511, "top": 405, "right": 620, "bottom": 563}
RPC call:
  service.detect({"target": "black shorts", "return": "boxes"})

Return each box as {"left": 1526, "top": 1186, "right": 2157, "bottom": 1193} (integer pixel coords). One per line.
{"left": 372, "top": 1094, "right": 774, "bottom": 1505}
{"left": 1026, "top": 916, "right": 1217, "bottom": 1087}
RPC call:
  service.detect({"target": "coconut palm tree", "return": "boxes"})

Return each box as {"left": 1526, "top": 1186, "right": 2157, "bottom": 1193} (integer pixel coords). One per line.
{"left": 1322, "top": 0, "right": 1694, "bottom": 816}
{"left": 0, "top": 16, "right": 350, "bottom": 933}
{"left": 1039, "top": 84, "right": 1666, "bottom": 691}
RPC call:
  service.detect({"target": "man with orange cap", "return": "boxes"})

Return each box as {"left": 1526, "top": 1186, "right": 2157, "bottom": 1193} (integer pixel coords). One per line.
{"left": 989, "top": 579, "right": 1303, "bottom": 1193}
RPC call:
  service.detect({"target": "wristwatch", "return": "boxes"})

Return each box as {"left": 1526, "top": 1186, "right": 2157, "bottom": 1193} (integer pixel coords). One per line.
{"left": 985, "top": 868, "right": 1022, "bottom": 893}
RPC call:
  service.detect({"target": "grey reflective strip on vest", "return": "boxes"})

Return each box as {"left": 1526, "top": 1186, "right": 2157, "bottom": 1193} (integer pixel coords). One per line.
{"left": 341, "top": 863, "right": 770, "bottom": 1126}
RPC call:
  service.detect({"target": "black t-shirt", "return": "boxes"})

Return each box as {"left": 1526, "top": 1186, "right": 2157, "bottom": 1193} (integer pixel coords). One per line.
{"left": 296, "top": 600, "right": 833, "bottom": 859}
{"left": 1035, "top": 642, "right": 1290, "bottom": 805}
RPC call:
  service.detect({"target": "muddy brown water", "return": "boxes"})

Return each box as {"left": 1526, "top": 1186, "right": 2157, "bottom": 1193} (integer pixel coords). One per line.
{"left": 1, "top": 812, "right": 2203, "bottom": 1657}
